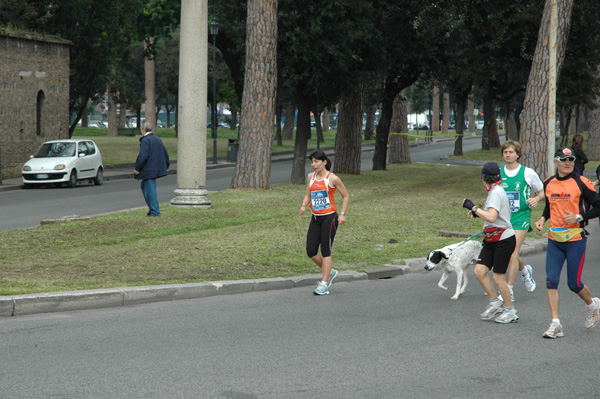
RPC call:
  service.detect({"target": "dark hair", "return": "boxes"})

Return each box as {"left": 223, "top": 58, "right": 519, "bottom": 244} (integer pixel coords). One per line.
{"left": 309, "top": 150, "right": 331, "bottom": 171}
{"left": 572, "top": 133, "right": 584, "bottom": 149}
{"left": 482, "top": 173, "right": 501, "bottom": 185}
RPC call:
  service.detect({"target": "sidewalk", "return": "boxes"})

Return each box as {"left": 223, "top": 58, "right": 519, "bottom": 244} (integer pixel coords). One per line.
{"left": 0, "top": 134, "right": 549, "bottom": 317}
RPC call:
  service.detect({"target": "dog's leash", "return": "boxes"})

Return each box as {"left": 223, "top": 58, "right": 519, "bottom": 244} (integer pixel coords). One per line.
{"left": 455, "top": 231, "right": 483, "bottom": 248}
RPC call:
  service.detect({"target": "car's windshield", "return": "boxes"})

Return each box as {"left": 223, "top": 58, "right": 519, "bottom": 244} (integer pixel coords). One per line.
{"left": 34, "top": 142, "right": 76, "bottom": 158}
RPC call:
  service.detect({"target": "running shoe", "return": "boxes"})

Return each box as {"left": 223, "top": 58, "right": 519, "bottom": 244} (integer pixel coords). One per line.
{"left": 543, "top": 321, "right": 564, "bottom": 338}
{"left": 313, "top": 281, "right": 329, "bottom": 296}
{"left": 328, "top": 269, "right": 338, "bottom": 287}
{"left": 498, "top": 290, "right": 515, "bottom": 304}
{"left": 480, "top": 300, "right": 504, "bottom": 320}
{"left": 585, "top": 297, "right": 600, "bottom": 329}
{"left": 495, "top": 308, "right": 519, "bottom": 324}
{"left": 522, "top": 264, "right": 536, "bottom": 292}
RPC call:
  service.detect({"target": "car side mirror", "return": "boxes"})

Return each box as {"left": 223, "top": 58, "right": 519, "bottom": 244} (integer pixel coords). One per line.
{"left": 78, "top": 152, "right": 86, "bottom": 157}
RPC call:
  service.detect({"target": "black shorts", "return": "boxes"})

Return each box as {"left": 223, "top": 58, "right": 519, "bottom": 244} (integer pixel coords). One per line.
{"left": 477, "top": 235, "right": 516, "bottom": 274}
{"left": 306, "top": 213, "right": 339, "bottom": 258}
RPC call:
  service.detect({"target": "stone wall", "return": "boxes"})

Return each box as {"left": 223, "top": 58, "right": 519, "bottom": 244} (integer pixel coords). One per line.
{"left": 0, "top": 31, "right": 71, "bottom": 178}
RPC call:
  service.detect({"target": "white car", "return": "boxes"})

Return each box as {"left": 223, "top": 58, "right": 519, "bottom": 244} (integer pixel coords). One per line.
{"left": 21, "top": 139, "right": 104, "bottom": 188}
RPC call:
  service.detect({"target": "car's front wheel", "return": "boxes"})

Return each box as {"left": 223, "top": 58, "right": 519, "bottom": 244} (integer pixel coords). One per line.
{"left": 93, "top": 167, "right": 103, "bottom": 186}
{"left": 67, "top": 170, "right": 77, "bottom": 188}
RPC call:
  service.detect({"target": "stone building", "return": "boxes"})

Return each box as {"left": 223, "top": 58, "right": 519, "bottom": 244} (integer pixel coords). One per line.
{"left": 0, "top": 29, "right": 71, "bottom": 179}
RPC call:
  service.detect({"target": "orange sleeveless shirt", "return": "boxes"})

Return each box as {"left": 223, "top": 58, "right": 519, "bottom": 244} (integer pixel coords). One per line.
{"left": 309, "top": 172, "right": 337, "bottom": 215}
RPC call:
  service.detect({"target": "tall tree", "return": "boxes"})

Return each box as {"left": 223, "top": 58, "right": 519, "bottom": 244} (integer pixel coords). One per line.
{"left": 230, "top": 0, "right": 278, "bottom": 189}
{"left": 520, "top": 0, "right": 574, "bottom": 178}
{"left": 389, "top": 91, "right": 410, "bottom": 163}
{"left": 335, "top": 84, "right": 363, "bottom": 174}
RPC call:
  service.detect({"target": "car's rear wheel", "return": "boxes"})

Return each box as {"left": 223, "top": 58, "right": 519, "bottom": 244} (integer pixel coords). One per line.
{"left": 67, "top": 170, "right": 77, "bottom": 188}
{"left": 93, "top": 167, "right": 103, "bottom": 186}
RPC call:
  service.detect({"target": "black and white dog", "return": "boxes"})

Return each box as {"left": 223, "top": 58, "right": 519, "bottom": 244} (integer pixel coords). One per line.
{"left": 424, "top": 240, "right": 482, "bottom": 300}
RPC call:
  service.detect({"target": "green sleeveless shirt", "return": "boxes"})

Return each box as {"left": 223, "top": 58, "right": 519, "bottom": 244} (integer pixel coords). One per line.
{"left": 501, "top": 165, "right": 532, "bottom": 231}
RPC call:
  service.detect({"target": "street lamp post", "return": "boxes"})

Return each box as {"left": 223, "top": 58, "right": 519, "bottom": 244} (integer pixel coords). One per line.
{"left": 210, "top": 19, "right": 219, "bottom": 164}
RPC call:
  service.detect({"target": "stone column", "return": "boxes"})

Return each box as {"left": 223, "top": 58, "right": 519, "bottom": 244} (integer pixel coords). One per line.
{"left": 170, "top": 0, "right": 212, "bottom": 208}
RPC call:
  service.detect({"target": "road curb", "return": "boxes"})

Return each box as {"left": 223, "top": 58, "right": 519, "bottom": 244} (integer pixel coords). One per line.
{"left": 0, "top": 271, "right": 370, "bottom": 317}
{"left": 0, "top": 239, "right": 548, "bottom": 317}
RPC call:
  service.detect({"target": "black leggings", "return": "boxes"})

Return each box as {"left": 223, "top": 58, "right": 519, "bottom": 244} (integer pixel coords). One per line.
{"left": 306, "top": 213, "right": 339, "bottom": 258}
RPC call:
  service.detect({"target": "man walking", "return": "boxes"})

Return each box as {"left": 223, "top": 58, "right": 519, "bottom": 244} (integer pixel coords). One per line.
{"left": 535, "top": 147, "right": 600, "bottom": 338}
{"left": 134, "top": 122, "right": 170, "bottom": 217}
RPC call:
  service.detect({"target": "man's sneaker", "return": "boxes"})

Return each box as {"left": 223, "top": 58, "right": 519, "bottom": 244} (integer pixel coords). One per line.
{"left": 495, "top": 308, "right": 519, "bottom": 324}
{"left": 327, "top": 269, "right": 338, "bottom": 286}
{"left": 543, "top": 321, "right": 564, "bottom": 338}
{"left": 585, "top": 297, "right": 600, "bottom": 329}
{"left": 522, "top": 264, "right": 536, "bottom": 292}
{"left": 313, "top": 281, "right": 329, "bottom": 296}
{"left": 480, "top": 300, "right": 504, "bottom": 320}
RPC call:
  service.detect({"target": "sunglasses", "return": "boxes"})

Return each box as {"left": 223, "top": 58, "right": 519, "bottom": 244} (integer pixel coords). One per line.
{"left": 555, "top": 156, "right": 575, "bottom": 162}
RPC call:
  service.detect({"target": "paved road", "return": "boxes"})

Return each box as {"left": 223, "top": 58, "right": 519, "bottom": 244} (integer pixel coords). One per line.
{"left": 0, "top": 138, "right": 483, "bottom": 232}
{"left": 1, "top": 227, "right": 599, "bottom": 398}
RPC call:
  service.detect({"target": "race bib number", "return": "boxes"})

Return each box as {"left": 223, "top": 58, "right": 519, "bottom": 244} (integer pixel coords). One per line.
{"left": 311, "top": 190, "right": 330, "bottom": 211}
{"left": 506, "top": 191, "right": 520, "bottom": 213}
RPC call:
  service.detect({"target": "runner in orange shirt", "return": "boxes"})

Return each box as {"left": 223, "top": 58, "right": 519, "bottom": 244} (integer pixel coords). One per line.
{"left": 299, "top": 150, "right": 349, "bottom": 295}
{"left": 535, "top": 147, "right": 600, "bottom": 338}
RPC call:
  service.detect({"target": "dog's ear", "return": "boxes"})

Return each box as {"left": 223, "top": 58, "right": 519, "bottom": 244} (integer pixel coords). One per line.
{"left": 428, "top": 251, "right": 444, "bottom": 264}
{"left": 442, "top": 249, "right": 452, "bottom": 259}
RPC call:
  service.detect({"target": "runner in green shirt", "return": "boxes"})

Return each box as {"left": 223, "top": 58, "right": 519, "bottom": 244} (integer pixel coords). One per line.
{"left": 500, "top": 141, "right": 545, "bottom": 302}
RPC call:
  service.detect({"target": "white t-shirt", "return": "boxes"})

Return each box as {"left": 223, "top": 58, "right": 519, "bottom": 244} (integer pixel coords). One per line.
{"left": 483, "top": 185, "right": 515, "bottom": 240}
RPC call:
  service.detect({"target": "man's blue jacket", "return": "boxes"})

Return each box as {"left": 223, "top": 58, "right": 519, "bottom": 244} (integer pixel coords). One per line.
{"left": 134, "top": 133, "right": 170, "bottom": 180}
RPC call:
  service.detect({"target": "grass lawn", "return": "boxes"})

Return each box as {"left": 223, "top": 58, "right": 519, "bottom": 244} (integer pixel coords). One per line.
{"left": 0, "top": 162, "right": 547, "bottom": 295}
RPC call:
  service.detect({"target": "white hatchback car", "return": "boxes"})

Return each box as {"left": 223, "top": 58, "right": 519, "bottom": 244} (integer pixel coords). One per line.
{"left": 22, "top": 139, "right": 104, "bottom": 188}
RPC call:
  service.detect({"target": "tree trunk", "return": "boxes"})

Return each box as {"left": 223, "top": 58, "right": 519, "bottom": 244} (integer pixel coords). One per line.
{"left": 468, "top": 91, "right": 475, "bottom": 133}
{"left": 323, "top": 107, "right": 330, "bottom": 131}
{"left": 291, "top": 94, "right": 311, "bottom": 184}
{"left": 275, "top": 103, "right": 283, "bottom": 146}
{"left": 373, "top": 76, "right": 402, "bottom": 170}
{"left": 520, "top": 0, "right": 574, "bottom": 178}
{"left": 282, "top": 102, "right": 295, "bottom": 140}
{"left": 481, "top": 93, "right": 499, "bottom": 150}
{"left": 313, "top": 107, "right": 323, "bottom": 144}
{"left": 118, "top": 103, "right": 126, "bottom": 129}
{"left": 364, "top": 104, "right": 376, "bottom": 140}
{"left": 432, "top": 85, "right": 440, "bottom": 132}
{"left": 506, "top": 107, "right": 519, "bottom": 141}
{"left": 230, "top": 0, "right": 277, "bottom": 189}
{"left": 454, "top": 95, "right": 466, "bottom": 156}
{"left": 442, "top": 92, "right": 450, "bottom": 133}
{"left": 452, "top": 86, "right": 472, "bottom": 156}
{"left": 389, "top": 91, "right": 410, "bottom": 164}
{"left": 334, "top": 85, "right": 363, "bottom": 174}
{"left": 576, "top": 104, "right": 585, "bottom": 133}
{"left": 107, "top": 91, "right": 118, "bottom": 136}
{"left": 588, "top": 79, "right": 600, "bottom": 160}
{"left": 144, "top": 37, "right": 157, "bottom": 129}
{"left": 81, "top": 97, "right": 89, "bottom": 128}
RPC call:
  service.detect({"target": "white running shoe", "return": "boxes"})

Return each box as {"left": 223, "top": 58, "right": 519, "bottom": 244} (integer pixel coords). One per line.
{"left": 522, "top": 264, "right": 536, "bottom": 292}
{"left": 495, "top": 308, "right": 519, "bottom": 323}
{"left": 313, "top": 281, "right": 329, "bottom": 296}
{"left": 480, "top": 300, "right": 504, "bottom": 320}
{"left": 543, "top": 321, "right": 564, "bottom": 338}
{"left": 585, "top": 297, "right": 600, "bottom": 329}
